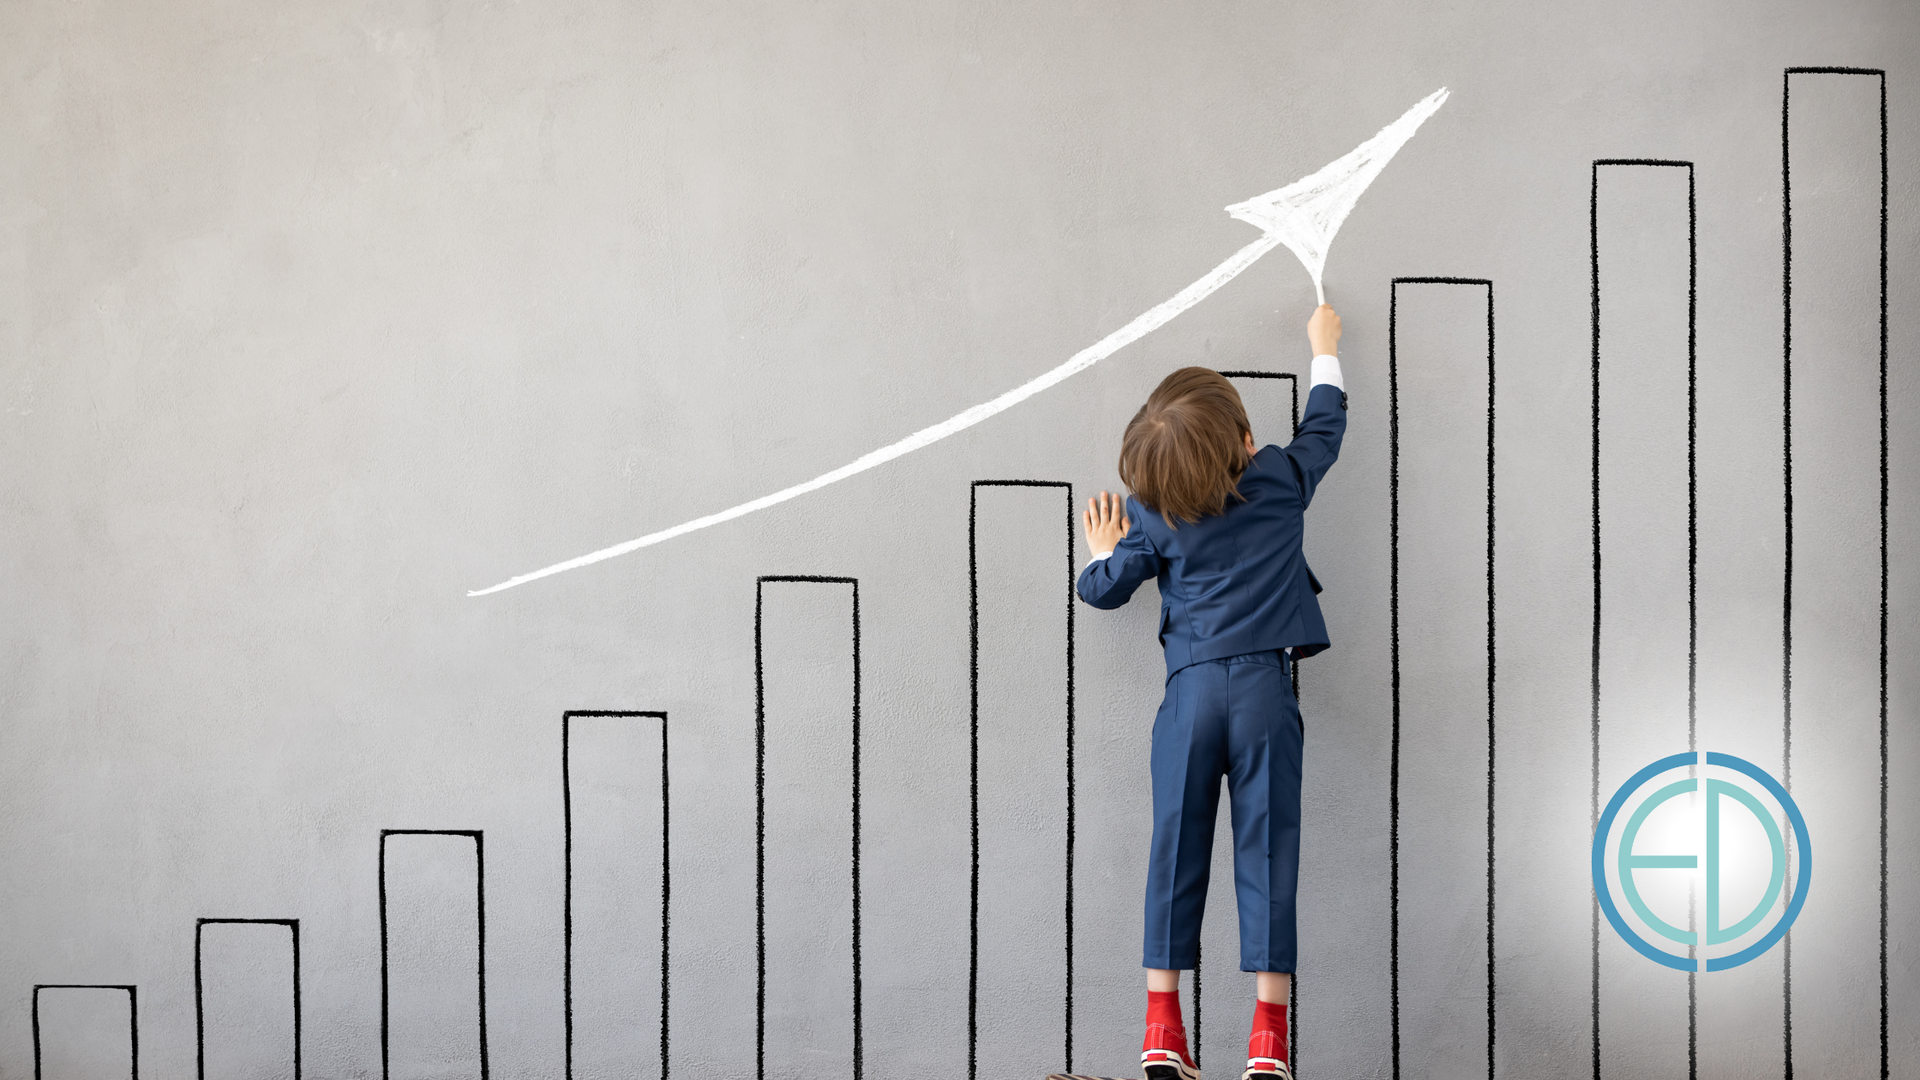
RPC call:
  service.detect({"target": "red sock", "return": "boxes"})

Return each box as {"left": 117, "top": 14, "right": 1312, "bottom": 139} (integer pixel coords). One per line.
{"left": 1247, "top": 998, "right": 1289, "bottom": 1065}
{"left": 1143, "top": 989, "right": 1192, "bottom": 1062}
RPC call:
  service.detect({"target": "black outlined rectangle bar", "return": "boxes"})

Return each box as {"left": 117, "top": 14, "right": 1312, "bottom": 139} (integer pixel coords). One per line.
{"left": 1589, "top": 158, "right": 1698, "bottom": 1080}
{"left": 379, "top": 829, "right": 488, "bottom": 1079}
{"left": 195, "top": 918, "right": 301, "bottom": 1080}
{"left": 1221, "top": 368, "right": 1304, "bottom": 715}
{"left": 564, "top": 710, "right": 670, "bottom": 1079}
{"left": 1216, "top": 370, "right": 1302, "bottom": 443}
{"left": 1782, "top": 65, "right": 1889, "bottom": 1080}
{"left": 1222, "top": 369, "right": 1302, "bottom": 706}
{"left": 32, "top": 984, "right": 138, "bottom": 1080}
{"left": 755, "top": 575, "right": 862, "bottom": 1080}
{"left": 1193, "top": 371, "right": 1300, "bottom": 1076}
{"left": 1388, "top": 276, "right": 1496, "bottom": 1080}
{"left": 968, "top": 480, "right": 1076, "bottom": 1078}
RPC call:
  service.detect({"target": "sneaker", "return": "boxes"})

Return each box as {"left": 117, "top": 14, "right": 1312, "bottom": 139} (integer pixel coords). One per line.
{"left": 1142, "top": 1045, "right": 1199, "bottom": 1080}
{"left": 1240, "top": 1057, "right": 1292, "bottom": 1080}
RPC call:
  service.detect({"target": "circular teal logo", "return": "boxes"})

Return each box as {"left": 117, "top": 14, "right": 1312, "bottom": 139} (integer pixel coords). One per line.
{"left": 1592, "top": 751, "right": 1811, "bottom": 972}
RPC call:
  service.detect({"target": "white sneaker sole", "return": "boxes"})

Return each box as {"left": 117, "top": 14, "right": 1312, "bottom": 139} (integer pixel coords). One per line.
{"left": 1141, "top": 1049, "right": 1200, "bottom": 1080}
{"left": 1240, "top": 1057, "right": 1292, "bottom": 1080}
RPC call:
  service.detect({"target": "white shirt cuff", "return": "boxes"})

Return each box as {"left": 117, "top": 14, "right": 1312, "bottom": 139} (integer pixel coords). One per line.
{"left": 1310, "top": 354, "right": 1344, "bottom": 393}
{"left": 1084, "top": 550, "right": 1113, "bottom": 570}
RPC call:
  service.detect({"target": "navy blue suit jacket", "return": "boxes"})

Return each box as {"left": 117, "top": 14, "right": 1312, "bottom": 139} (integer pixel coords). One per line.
{"left": 1076, "top": 381, "right": 1346, "bottom": 679}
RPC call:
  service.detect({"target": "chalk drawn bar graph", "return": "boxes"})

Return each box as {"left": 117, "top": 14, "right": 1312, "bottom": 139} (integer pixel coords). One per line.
{"left": 756, "top": 576, "right": 863, "bottom": 1080}
{"left": 1388, "top": 277, "right": 1496, "bottom": 1080}
{"left": 194, "top": 918, "right": 301, "bottom": 1080}
{"left": 1782, "top": 66, "right": 1889, "bottom": 1080}
{"left": 564, "top": 711, "right": 669, "bottom": 1079}
{"left": 968, "top": 481, "right": 1076, "bottom": 1079}
{"left": 1591, "top": 158, "right": 1697, "bottom": 1080}
{"left": 32, "top": 984, "right": 137, "bottom": 1080}
{"left": 379, "top": 829, "right": 488, "bottom": 1080}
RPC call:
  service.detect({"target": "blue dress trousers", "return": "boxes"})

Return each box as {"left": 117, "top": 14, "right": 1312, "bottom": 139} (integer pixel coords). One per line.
{"left": 1145, "top": 648, "right": 1302, "bottom": 972}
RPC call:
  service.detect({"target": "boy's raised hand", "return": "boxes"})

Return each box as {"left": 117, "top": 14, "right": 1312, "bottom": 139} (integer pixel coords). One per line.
{"left": 1308, "top": 303, "right": 1342, "bottom": 357}
{"left": 1083, "top": 491, "right": 1131, "bottom": 557}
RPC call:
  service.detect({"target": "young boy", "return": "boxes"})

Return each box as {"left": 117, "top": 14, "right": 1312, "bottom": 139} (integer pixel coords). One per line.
{"left": 1078, "top": 304, "right": 1345, "bottom": 1080}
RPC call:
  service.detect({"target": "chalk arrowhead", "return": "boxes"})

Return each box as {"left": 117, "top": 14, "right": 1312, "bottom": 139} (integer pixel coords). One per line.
{"left": 1226, "top": 87, "right": 1450, "bottom": 302}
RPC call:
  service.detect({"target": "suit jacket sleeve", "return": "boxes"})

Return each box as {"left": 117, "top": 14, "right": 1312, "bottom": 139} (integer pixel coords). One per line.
{"left": 1281, "top": 382, "right": 1347, "bottom": 506}
{"left": 1075, "top": 503, "right": 1163, "bottom": 610}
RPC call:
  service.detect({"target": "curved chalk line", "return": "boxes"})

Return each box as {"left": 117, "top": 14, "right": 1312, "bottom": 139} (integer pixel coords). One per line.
{"left": 470, "top": 88, "right": 1448, "bottom": 596}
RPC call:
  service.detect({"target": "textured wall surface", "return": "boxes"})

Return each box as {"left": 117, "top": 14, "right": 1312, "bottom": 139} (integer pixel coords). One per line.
{"left": 3, "top": 2, "right": 1917, "bottom": 1078}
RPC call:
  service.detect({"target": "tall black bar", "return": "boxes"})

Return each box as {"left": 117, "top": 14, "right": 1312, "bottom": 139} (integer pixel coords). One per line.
{"left": 564, "top": 710, "right": 670, "bottom": 1079}
{"left": 1782, "top": 65, "right": 1890, "bottom": 1080}
{"left": 755, "top": 575, "right": 862, "bottom": 1080}
{"left": 195, "top": 918, "right": 301, "bottom": 1080}
{"left": 379, "top": 829, "right": 488, "bottom": 1080}
{"left": 1193, "top": 370, "right": 1302, "bottom": 1076}
{"left": 968, "top": 480, "right": 1077, "bottom": 1077}
{"left": 1388, "top": 277, "right": 1497, "bottom": 1080}
{"left": 1589, "top": 158, "right": 1697, "bottom": 1080}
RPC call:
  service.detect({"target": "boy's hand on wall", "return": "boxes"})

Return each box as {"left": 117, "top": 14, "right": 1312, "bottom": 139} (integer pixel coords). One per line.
{"left": 1083, "top": 491, "right": 1131, "bottom": 556}
{"left": 1308, "top": 303, "right": 1342, "bottom": 357}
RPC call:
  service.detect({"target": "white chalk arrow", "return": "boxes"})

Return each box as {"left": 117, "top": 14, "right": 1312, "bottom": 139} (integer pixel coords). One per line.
{"left": 469, "top": 88, "right": 1448, "bottom": 596}
{"left": 1228, "top": 86, "right": 1450, "bottom": 305}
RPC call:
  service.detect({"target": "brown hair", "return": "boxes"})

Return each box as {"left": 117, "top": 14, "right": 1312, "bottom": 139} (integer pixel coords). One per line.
{"left": 1118, "top": 367, "right": 1252, "bottom": 527}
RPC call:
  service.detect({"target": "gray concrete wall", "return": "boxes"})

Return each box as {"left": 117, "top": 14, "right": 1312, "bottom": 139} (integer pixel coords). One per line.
{"left": 2, "top": 2, "right": 1916, "bottom": 1077}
